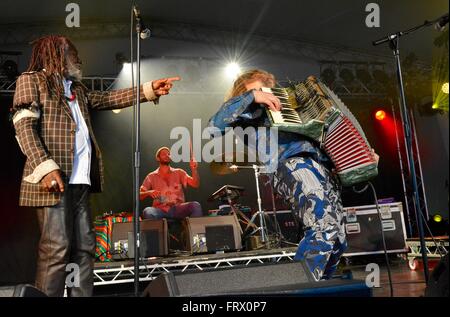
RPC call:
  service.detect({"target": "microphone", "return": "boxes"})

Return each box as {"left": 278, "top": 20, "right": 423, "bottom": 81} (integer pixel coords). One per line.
{"left": 434, "top": 13, "right": 449, "bottom": 31}
{"left": 133, "top": 5, "right": 151, "bottom": 39}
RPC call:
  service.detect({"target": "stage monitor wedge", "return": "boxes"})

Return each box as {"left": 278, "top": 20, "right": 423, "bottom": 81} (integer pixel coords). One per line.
{"left": 143, "top": 261, "right": 371, "bottom": 297}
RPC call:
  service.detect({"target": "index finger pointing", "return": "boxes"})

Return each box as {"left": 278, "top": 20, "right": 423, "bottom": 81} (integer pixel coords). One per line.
{"left": 165, "top": 76, "right": 181, "bottom": 83}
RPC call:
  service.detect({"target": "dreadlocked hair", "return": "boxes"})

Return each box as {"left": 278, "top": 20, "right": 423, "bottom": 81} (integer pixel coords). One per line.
{"left": 226, "top": 69, "right": 276, "bottom": 101}
{"left": 27, "top": 35, "right": 73, "bottom": 98}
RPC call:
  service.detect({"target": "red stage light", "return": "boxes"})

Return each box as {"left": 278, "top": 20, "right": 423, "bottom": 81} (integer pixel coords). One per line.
{"left": 375, "top": 110, "right": 386, "bottom": 121}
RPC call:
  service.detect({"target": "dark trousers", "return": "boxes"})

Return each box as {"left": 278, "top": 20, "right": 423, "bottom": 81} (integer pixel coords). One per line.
{"left": 35, "top": 184, "right": 95, "bottom": 297}
{"left": 142, "top": 201, "right": 203, "bottom": 220}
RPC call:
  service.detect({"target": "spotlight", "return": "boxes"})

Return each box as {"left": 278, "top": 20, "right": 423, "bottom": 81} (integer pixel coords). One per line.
{"left": 121, "top": 62, "right": 133, "bottom": 73}
{"left": 442, "top": 82, "right": 449, "bottom": 94}
{"left": 2, "top": 60, "right": 18, "bottom": 79}
{"left": 225, "top": 62, "right": 241, "bottom": 79}
{"left": 432, "top": 103, "right": 439, "bottom": 109}
{"left": 115, "top": 53, "right": 129, "bottom": 65}
{"left": 375, "top": 110, "right": 386, "bottom": 121}
{"left": 433, "top": 214, "right": 443, "bottom": 223}
{"left": 429, "top": 214, "right": 449, "bottom": 236}
{"left": 112, "top": 109, "right": 121, "bottom": 114}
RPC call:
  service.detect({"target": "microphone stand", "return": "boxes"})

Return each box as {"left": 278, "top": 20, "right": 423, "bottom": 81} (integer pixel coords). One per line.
{"left": 231, "top": 165, "right": 269, "bottom": 248}
{"left": 371, "top": 13, "right": 448, "bottom": 283}
{"left": 132, "top": 6, "right": 143, "bottom": 297}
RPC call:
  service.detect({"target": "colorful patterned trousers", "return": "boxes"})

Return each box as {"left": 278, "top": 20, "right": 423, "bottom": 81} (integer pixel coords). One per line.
{"left": 274, "top": 157, "right": 347, "bottom": 280}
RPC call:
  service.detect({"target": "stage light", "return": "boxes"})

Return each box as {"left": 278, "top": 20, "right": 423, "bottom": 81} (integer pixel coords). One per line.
{"left": 432, "top": 103, "right": 439, "bottom": 109}
{"left": 433, "top": 214, "right": 443, "bottom": 223}
{"left": 442, "top": 82, "right": 449, "bottom": 94}
{"left": 115, "top": 52, "right": 129, "bottom": 65}
{"left": 112, "top": 109, "right": 121, "bottom": 114}
{"left": 339, "top": 68, "right": 354, "bottom": 84}
{"left": 225, "top": 62, "right": 241, "bottom": 79}
{"left": 321, "top": 68, "right": 336, "bottom": 86}
{"left": 375, "top": 110, "right": 386, "bottom": 121}
{"left": 1, "top": 60, "right": 18, "bottom": 79}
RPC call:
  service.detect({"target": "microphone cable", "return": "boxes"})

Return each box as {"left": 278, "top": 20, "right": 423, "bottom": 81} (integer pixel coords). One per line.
{"left": 353, "top": 182, "right": 394, "bottom": 297}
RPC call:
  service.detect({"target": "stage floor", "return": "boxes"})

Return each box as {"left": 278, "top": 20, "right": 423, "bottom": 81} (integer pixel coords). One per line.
{"left": 345, "top": 259, "right": 427, "bottom": 297}
{"left": 93, "top": 247, "right": 432, "bottom": 297}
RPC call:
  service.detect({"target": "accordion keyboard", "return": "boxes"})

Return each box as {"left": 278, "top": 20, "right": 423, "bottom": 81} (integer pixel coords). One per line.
{"left": 261, "top": 87, "right": 302, "bottom": 124}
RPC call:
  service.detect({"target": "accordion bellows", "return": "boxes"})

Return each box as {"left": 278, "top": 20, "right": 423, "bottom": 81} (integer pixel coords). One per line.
{"left": 263, "top": 76, "right": 378, "bottom": 186}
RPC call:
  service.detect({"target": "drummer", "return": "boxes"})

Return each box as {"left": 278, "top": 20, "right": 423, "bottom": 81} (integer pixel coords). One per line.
{"left": 140, "top": 147, "right": 203, "bottom": 220}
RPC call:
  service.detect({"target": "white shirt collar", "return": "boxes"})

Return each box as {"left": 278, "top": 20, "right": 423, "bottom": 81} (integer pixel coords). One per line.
{"left": 62, "top": 78, "right": 73, "bottom": 98}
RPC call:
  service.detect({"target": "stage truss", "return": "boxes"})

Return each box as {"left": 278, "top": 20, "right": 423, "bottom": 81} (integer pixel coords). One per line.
{"left": 406, "top": 237, "right": 449, "bottom": 270}
{"left": 93, "top": 248, "right": 297, "bottom": 286}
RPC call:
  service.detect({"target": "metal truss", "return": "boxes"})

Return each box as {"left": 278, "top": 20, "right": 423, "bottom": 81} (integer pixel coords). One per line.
{"left": 0, "top": 20, "right": 403, "bottom": 65}
{"left": 0, "top": 74, "right": 388, "bottom": 99}
{"left": 93, "top": 249, "right": 296, "bottom": 286}
{"left": 81, "top": 77, "right": 116, "bottom": 91}
{"left": 406, "top": 237, "right": 448, "bottom": 270}
{"left": 2, "top": 19, "right": 430, "bottom": 100}
{"left": 0, "top": 75, "right": 16, "bottom": 94}
{"left": 331, "top": 80, "right": 387, "bottom": 99}
{"left": 0, "top": 76, "right": 117, "bottom": 95}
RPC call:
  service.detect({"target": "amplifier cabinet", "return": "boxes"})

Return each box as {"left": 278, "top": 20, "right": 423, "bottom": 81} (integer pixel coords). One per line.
{"left": 111, "top": 219, "right": 168, "bottom": 259}
{"left": 182, "top": 215, "right": 242, "bottom": 253}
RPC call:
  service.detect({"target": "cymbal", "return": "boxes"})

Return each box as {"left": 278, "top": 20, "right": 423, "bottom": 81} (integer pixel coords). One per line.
{"left": 209, "top": 152, "right": 260, "bottom": 175}
{"left": 210, "top": 161, "right": 238, "bottom": 175}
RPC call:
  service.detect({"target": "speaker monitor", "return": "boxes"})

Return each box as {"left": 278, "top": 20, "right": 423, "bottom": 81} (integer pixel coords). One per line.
{"left": 143, "top": 261, "right": 371, "bottom": 297}
{"left": 182, "top": 215, "right": 242, "bottom": 253}
{"left": 111, "top": 219, "right": 168, "bottom": 259}
{"left": 0, "top": 284, "right": 47, "bottom": 297}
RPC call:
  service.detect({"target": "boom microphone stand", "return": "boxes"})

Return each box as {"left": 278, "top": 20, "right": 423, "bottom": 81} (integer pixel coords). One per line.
{"left": 372, "top": 12, "right": 448, "bottom": 282}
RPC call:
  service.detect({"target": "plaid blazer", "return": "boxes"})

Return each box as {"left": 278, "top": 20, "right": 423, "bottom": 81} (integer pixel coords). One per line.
{"left": 12, "top": 71, "right": 156, "bottom": 207}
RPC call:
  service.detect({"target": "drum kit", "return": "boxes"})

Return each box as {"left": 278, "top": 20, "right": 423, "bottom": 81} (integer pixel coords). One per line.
{"left": 209, "top": 152, "right": 291, "bottom": 249}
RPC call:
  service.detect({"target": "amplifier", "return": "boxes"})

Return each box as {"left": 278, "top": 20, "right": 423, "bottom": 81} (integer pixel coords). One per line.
{"left": 343, "top": 202, "right": 408, "bottom": 256}
{"left": 264, "top": 210, "right": 301, "bottom": 244}
{"left": 181, "top": 215, "right": 242, "bottom": 253}
{"left": 111, "top": 219, "right": 168, "bottom": 259}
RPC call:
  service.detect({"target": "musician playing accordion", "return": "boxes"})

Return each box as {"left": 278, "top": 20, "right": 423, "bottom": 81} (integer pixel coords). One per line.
{"left": 208, "top": 69, "right": 352, "bottom": 281}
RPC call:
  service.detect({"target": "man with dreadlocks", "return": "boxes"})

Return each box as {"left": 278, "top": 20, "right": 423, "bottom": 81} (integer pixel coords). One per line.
{"left": 11, "top": 35, "right": 179, "bottom": 297}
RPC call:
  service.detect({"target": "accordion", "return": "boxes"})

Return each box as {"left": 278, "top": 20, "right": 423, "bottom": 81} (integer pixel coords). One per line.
{"left": 262, "top": 76, "right": 378, "bottom": 186}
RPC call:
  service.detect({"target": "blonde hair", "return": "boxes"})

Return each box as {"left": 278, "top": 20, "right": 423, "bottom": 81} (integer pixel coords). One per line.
{"left": 226, "top": 69, "right": 276, "bottom": 100}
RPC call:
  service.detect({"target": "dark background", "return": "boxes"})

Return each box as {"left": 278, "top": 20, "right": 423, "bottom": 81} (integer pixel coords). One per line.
{"left": 0, "top": 0, "right": 448, "bottom": 285}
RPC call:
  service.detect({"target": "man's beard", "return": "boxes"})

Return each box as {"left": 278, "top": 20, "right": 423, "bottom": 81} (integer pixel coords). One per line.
{"left": 66, "top": 62, "right": 83, "bottom": 82}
